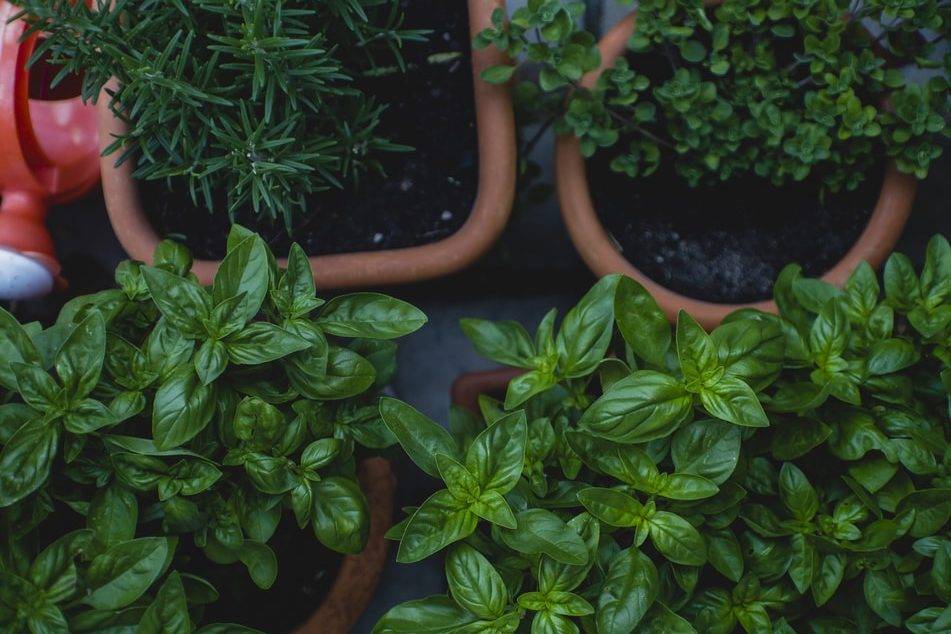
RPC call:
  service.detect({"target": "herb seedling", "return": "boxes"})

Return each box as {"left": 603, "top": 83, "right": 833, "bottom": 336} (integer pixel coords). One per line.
{"left": 477, "top": 0, "right": 947, "bottom": 192}
{"left": 0, "top": 226, "right": 427, "bottom": 631}
{"left": 377, "top": 235, "right": 950, "bottom": 633}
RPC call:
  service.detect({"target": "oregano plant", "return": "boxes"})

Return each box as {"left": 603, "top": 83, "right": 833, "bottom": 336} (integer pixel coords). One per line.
{"left": 376, "top": 235, "right": 950, "bottom": 633}
{"left": 477, "top": 0, "right": 948, "bottom": 192}
{"left": 14, "top": 0, "right": 428, "bottom": 228}
{"left": 0, "top": 227, "right": 426, "bottom": 631}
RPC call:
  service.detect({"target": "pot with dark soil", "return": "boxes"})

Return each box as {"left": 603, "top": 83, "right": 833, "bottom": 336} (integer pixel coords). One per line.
{"left": 21, "top": 0, "right": 515, "bottom": 288}
{"left": 478, "top": 0, "right": 943, "bottom": 327}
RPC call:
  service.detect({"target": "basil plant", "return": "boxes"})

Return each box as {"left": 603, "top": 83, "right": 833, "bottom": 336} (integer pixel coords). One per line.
{"left": 376, "top": 235, "right": 950, "bottom": 633}
{"left": 0, "top": 227, "right": 426, "bottom": 631}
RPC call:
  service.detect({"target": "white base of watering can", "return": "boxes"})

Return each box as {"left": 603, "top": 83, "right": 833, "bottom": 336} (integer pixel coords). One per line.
{"left": 0, "top": 246, "right": 55, "bottom": 299}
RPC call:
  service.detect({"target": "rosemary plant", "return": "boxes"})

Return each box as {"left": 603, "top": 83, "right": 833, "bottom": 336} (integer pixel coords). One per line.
{"left": 16, "top": 0, "right": 428, "bottom": 229}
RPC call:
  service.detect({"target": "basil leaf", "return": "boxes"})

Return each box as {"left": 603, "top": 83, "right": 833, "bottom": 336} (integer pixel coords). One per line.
{"left": 0, "top": 306, "right": 41, "bottom": 390}
{"left": 318, "top": 293, "right": 427, "bottom": 339}
{"left": 670, "top": 419, "right": 741, "bottom": 485}
{"left": 597, "top": 547, "right": 659, "bottom": 633}
{"left": 374, "top": 595, "right": 478, "bottom": 633}
{"left": 397, "top": 490, "right": 476, "bottom": 563}
{"left": 0, "top": 418, "right": 59, "bottom": 507}
{"left": 55, "top": 312, "right": 106, "bottom": 400}
{"left": 460, "top": 318, "right": 535, "bottom": 367}
{"left": 84, "top": 537, "right": 172, "bottom": 609}
{"left": 579, "top": 371, "right": 693, "bottom": 443}
{"left": 380, "top": 398, "right": 460, "bottom": 478}
{"left": 225, "top": 323, "right": 310, "bottom": 365}
{"left": 445, "top": 544, "right": 507, "bottom": 620}
{"left": 699, "top": 375, "right": 769, "bottom": 428}
{"left": 312, "top": 476, "right": 369, "bottom": 554}
{"left": 615, "top": 276, "right": 670, "bottom": 366}
{"left": 142, "top": 266, "right": 211, "bottom": 338}
{"left": 152, "top": 368, "right": 216, "bottom": 450}
{"left": 500, "top": 509, "right": 588, "bottom": 565}
{"left": 465, "top": 410, "right": 527, "bottom": 494}
{"left": 556, "top": 274, "right": 620, "bottom": 378}
{"left": 137, "top": 571, "right": 190, "bottom": 634}
{"left": 212, "top": 233, "right": 269, "bottom": 325}
{"left": 648, "top": 512, "right": 705, "bottom": 566}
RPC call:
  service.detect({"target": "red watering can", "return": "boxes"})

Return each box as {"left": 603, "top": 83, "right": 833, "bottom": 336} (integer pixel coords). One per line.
{"left": 0, "top": 0, "right": 99, "bottom": 300}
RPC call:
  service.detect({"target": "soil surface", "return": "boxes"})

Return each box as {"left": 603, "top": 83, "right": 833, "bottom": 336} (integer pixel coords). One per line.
{"left": 183, "top": 517, "right": 344, "bottom": 633}
{"left": 592, "top": 161, "right": 880, "bottom": 303}
{"left": 143, "top": 0, "right": 478, "bottom": 260}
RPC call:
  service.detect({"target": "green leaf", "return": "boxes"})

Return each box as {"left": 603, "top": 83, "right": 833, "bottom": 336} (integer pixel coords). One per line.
{"left": 578, "top": 487, "right": 642, "bottom": 527}
{"left": 137, "top": 571, "right": 190, "bottom": 634}
{"left": 398, "top": 490, "right": 477, "bottom": 563}
{"left": 142, "top": 266, "right": 211, "bottom": 338}
{"left": 84, "top": 538, "right": 171, "bottom": 610}
{"left": 578, "top": 371, "right": 693, "bottom": 443}
{"left": 556, "top": 275, "right": 620, "bottom": 378}
{"left": 811, "top": 553, "right": 845, "bottom": 606}
{"left": 779, "top": 463, "right": 818, "bottom": 521}
{"left": 465, "top": 410, "right": 527, "bottom": 494}
{"left": 0, "top": 306, "right": 41, "bottom": 390}
{"left": 318, "top": 293, "right": 426, "bottom": 339}
{"left": 863, "top": 569, "right": 903, "bottom": 626}
{"left": 55, "top": 312, "right": 105, "bottom": 400}
{"left": 380, "top": 398, "right": 460, "bottom": 479}
{"left": 481, "top": 64, "right": 516, "bottom": 84}
{"left": 152, "top": 368, "right": 216, "bottom": 450}
{"left": 504, "top": 369, "right": 557, "bottom": 409}
{"left": 0, "top": 418, "right": 59, "bottom": 507}
{"left": 711, "top": 315, "right": 784, "bottom": 391}
{"left": 373, "top": 595, "right": 478, "bottom": 633}
{"left": 236, "top": 541, "right": 278, "bottom": 590}
{"left": 648, "top": 512, "right": 705, "bottom": 566}
{"left": 213, "top": 234, "right": 269, "bottom": 325}
{"left": 788, "top": 533, "right": 817, "bottom": 593}
{"left": 225, "top": 323, "right": 310, "bottom": 365}
{"left": 677, "top": 311, "right": 720, "bottom": 391}
{"left": 706, "top": 528, "right": 743, "bottom": 582}
{"left": 312, "top": 477, "right": 369, "bottom": 554}
{"left": 88, "top": 484, "right": 138, "bottom": 549}
{"left": 445, "top": 544, "right": 507, "bottom": 620}
{"left": 867, "top": 338, "right": 918, "bottom": 375}
{"left": 699, "top": 376, "right": 769, "bottom": 428}
{"left": 500, "top": 509, "right": 588, "bottom": 565}
{"left": 597, "top": 548, "right": 659, "bottom": 633}
{"left": 615, "top": 276, "right": 670, "bottom": 366}
{"left": 460, "top": 318, "right": 535, "bottom": 367}
{"left": 670, "top": 419, "right": 741, "bottom": 485}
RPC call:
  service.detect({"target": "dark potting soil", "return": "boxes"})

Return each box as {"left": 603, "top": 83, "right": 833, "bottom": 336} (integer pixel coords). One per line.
{"left": 591, "top": 161, "right": 881, "bottom": 304}
{"left": 142, "top": 0, "right": 477, "bottom": 260}
{"left": 181, "top": 517, "right": 344, "bottom": 633}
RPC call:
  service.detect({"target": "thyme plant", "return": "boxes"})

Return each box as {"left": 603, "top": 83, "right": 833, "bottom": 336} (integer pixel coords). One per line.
{"left": 16, "top": 0, "right": 427, "bottom": 228}
{"left": 478, "top": 0, "right": 948, "bottom": 192}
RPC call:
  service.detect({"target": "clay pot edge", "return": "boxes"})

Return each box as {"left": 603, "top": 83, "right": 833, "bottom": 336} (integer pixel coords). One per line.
{"left": 99, "top": 0, "right": 516, "bottom": 288}
{"left": 555, "top": 10, "right": 918, "bottom": 330}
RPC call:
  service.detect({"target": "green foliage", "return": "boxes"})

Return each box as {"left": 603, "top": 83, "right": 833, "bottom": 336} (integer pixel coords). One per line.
{"left": 0, "top": 227, "right": 426, "bottom": 631}
{"left": 477, "top": 0, "right": 948, "bottom": 192}
{"left": 376, "top": 235, "right": 950, "bottom": 633}
{"left": 15, "top": 0, "right": 427, "bottom": 229}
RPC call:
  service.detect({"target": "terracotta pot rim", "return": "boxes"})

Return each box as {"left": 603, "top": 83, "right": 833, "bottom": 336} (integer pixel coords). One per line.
{"left": 294, "top": 456, "right": 396, "bottom": 634}
{"left": 99, "top": 0, "right": 516, "bottom": 288}
{"left": 450, "top": 367, "right": 523, "bottom": 413}
{"left": 555, "top": 11, "right": 918, "bottom": 330}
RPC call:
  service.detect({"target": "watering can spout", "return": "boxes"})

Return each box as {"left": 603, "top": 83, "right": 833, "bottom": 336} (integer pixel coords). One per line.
{"left": 0, "top": 0, "right": 99, "bottom": 301}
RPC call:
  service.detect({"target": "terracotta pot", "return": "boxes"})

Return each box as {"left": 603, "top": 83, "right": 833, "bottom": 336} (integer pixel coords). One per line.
{"left": 555, "top": 9, "right": 918, "bottom": 330}
{"left": 451, "top": 367, "right": 523, "bottom": 413}
{"left": 294, "top": 456, "right": 396, "bottom": 634}
{"left": 100, "top": 0, "right": 516, "bottom": 288}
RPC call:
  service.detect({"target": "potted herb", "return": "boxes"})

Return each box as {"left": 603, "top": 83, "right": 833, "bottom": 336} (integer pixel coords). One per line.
{"left": 375, "top": 234, "right": 950, "bottom": 632}
{"left": 16, "top": 0, "right": 516, "bottom": 288}
{"left": 476, "top": 0, "right": 946, "bottom": 327}
{"left": 0, "top": 227, "right": 426, "bottom": 632}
